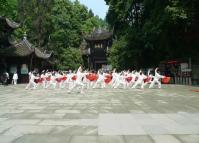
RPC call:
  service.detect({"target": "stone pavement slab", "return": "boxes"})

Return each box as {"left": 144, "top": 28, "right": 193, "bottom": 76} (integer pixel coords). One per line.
{"left": 51, "top": 126, "right": 98, "bottom": 135}
{"left": 124, "top": 135, "right": 154, "bottom": 143}
{"left": 98, "top": 113, "right": 199, "bottom": 135}
{"left": 0, "top": 84, "right": 199, "bottom": 143}
{"left": 98, "top": 136, "right": 125, "bottom": 143}
{"left": 98, "top": 114, "right": 146, "bottom": 135}
{"left": 69, "top": 136, "right": 98, "bottom": 143}
{"left": 3, "top": 125, "right": 54, "bottom": 137}
{"left": 177, "top": 135, "right": 199, "bottom": 143}
{"left": 0, "top": 135, "right": 18, "bottom": 143}
{"left": 39, "top": 119, "right": 98, "bottom": 126}
{"left": 150, "top": 135, "right": 181, "bottom": 143}
{"left": 13, "top": 135, "right": 71, "bottom": 143}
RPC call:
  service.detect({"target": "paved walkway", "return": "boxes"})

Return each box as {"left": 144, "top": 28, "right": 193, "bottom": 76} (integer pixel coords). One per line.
{"left": 0, "top": 84, "right": 199, "bottom": 143}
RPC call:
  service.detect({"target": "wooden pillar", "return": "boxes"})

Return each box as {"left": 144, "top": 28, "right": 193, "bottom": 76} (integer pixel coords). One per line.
{"left": 30, "top": 54, "right": 34, "bottom": 71}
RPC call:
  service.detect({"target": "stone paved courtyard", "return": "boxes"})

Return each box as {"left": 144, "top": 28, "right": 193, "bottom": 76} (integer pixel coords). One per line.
{"left": 0, "top": 84, "right": 199, "bottom": 143}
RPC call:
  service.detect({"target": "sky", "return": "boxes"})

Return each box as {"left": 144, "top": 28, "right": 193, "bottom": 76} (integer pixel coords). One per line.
{"left": 77, "top": 0, "right": 109, "bottom": 19}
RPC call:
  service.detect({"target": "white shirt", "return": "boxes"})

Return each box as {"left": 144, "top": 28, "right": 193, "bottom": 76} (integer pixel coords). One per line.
{"left": 13, "top": 73, "right": 18, "bottom": 80}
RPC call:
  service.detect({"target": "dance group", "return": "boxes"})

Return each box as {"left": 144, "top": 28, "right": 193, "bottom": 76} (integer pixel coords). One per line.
{"left": 25, "top": 66, "right": 168, "bottom": 93}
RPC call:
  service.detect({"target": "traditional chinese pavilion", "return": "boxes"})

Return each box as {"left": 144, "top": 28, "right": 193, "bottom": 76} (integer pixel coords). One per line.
{"left": 81, "top": 28, "right": 113, "bottom": 70}
{"left": 0, "top": 16, "right": 52, "bottom": 83}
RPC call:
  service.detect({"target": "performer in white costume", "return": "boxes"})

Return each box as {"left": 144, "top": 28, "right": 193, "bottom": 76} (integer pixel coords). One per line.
{"left": 68, "top": 66, "right": 85, "bottom": 93}
{"left": 24, "top": 66, "right": 167, "bottom": 91}
{"left": 149, "top": 68, "right": 165, "bottom": 89}
{"left": 93, "top": 71, "right": 104, "bottom": 88}
{"left": 45, "top": 72, "right": 57, "bottom": 89}
{"left": 112, "top": 71, "right": 126, "bottom": 89}
{"left": 132, "top": 70, "right": 147, "bottom": 89}
{"left": 141, "top": 69, "right": 153, "bottom": 89}
{"left": 25, "top": 72, "right": 38, "bottom": 90}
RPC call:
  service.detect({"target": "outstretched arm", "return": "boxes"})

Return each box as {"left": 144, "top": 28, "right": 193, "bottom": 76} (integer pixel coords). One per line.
{"left": 155, "top": 68, "right": 158, "bottom": 75}
{"left": 147, "top": 69, "right": 151, "bottom": 76}
{"left": 77, "top": 66, "right": 82, "bottom": 72}
{"left": 155, "top": 68, "right": 165, "bottom": 78}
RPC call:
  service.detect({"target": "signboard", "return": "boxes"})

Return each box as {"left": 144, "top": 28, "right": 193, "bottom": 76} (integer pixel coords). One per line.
{"left": 181, "top": 63, "right": 188, "bottom": 71}
{"left": 181, "top": 69, "right": 192, "bottom": 72}
{"left": 9, "top": 65, "right": 17, "bottom": 74}
{"left": 21, "top": 64, "right": 28, "bottom": 74}
{"left": 102, "top": 65, "right": 112, "bottom": 71}
{"left": 181, "top": 63, "right": 191, "bottom": 77}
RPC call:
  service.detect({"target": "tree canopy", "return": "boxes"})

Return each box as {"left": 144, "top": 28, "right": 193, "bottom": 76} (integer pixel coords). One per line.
{"left": 1, "top": 0, "right": 107, "bottom": 70}
{"left": 105, "top": 0, "right": 199, "bottom": 70}
{"left": 2, "top": 0, "right": 199, "bottom": 70}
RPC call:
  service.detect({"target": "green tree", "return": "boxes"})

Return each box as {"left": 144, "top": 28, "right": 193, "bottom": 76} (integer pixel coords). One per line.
{"left": 57, "top": 48, "right": 83, "bottom": 70}
{"left": 17, "top": 0, "right": 54, "bottom": 48}
{"left": 2, "top": 0, "right": 108, "bottom": 70}
{"left": 0, "top": 0, "right": 18, "bottom": 20}
{"left": 106, "top": 0, "right": 199, "bottom": 69}
{"left": 81, "top": 16, "right": 108, "bottom": 34}
{"left": 49, "top": 0, "right": 107, "bottom": 70}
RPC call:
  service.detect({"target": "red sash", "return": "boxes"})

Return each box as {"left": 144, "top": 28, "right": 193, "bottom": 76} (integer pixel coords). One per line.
{"left": 38, "top": 78, "right": 44, "bottom": 83}
{"left": 72, "top": 75, "right": 77, "bottom": 81}
{"left": 46, "top": 77, "right": 51, "bottom": 81}
{"left": 144, "top": 77, "right": 152, "bottom": 83}
{"left": 86, "top": 73, "right": 98, "bottom": 81}
{"left": 62, "top": 76, "right": 67, "bottom": 81}
{"left": 35, "top": 79, "right": 39, "bottom": 83}
{"left": 126, "top": 77, "right": 133, "bottom": 83}
{"left": 104, "top": 74, "right": 112, "bottom": 84}
{"left": 35, "top": 78, "right": 43, "bottom": 83}
{"left": 56, "top": 78, "right": 62, "bottom": 83}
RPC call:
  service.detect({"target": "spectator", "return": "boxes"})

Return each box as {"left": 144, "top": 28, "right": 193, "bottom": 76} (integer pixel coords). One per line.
{"left": 1, "top": 71, "right": 9, "bottom": 85}
{"left": 12, "top": 72, "right": 18, "bottom": 85}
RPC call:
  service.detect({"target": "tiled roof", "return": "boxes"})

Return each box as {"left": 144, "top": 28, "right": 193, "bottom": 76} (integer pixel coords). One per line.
{"left": 80, "top": 40, "right": 89, "bottom": 55}
{"left": 0, "top": 16, "right": 51, "bottom": 60}
{"left": 0, "top": 16, "right": 20, "bottom": 29}
{"left": 6, "top": 18, "right": 20, "bottom": 29}
{"left": 84, "top": 29, "right": 113, "bottom": 41}
{"left": 0, "top": 38, "right": 52, "bottom": 59}
{"left": 34, "top": 47, "right": 52, "bottom": 59}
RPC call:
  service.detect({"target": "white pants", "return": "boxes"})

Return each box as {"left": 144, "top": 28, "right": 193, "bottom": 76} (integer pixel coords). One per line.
{"left": 25, "top": 81, "right": 37, "bottom": 89}
{"left": 132, "top": 80, "right": 143, "bottom": 89}
{"left": 149, "top": 79, "right": 161, "bottom": 88}
{"left": 12, "top": 79, "right": 17, "bottom": 85}
{"left": 93, "top": 79, "right": 103, "bottom": 88}
{"left": 68, "top": 81, "right": 85, "bottom": 93}
{"left": 45, "top": 80, "right": 57, "bottom": 89}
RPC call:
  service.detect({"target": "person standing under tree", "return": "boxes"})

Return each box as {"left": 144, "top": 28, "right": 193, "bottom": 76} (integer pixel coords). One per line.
{"left": 4, "top": 71, "right": 9, "bottom": 85}
{"left": 12, "top": 72, "right": 18, "bottom": 85}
